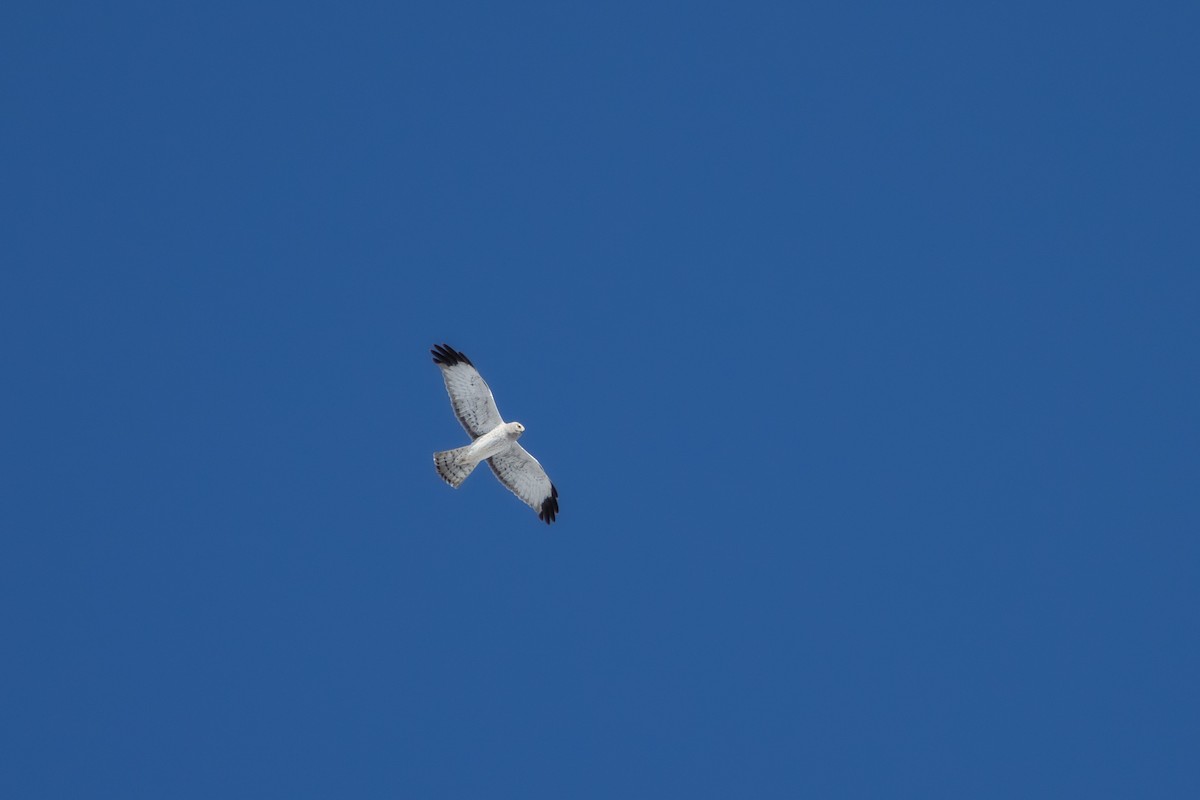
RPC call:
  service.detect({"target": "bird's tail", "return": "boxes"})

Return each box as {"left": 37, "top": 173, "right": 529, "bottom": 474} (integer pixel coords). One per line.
{"left": 434, "top": 445, "right": 477, "bottom": 488}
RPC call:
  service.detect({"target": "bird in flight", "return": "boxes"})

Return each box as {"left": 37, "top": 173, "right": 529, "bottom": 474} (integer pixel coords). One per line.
{"left": 431, "top": 343, "right": 559, "bottom": 524}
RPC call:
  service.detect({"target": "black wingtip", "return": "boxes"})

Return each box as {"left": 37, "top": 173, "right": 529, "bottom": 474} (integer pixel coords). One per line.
{"left": 538, "top": 483, "right": 559, "bottom": 524}
{"left": 430, "top": 343, "right": 473, "bottom": 368}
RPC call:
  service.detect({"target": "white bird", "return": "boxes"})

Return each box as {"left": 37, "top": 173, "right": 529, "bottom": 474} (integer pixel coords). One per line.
{"left": 431, "top": 343, "right": 559, "bottom": 524}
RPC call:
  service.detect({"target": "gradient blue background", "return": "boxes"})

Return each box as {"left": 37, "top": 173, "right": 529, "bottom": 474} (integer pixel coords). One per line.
{"left": 3, "top": 2, "right": 1197, "bottom": 797}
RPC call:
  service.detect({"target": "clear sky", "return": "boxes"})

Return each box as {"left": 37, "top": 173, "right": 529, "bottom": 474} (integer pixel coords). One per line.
{"left": 3, "top": 2, "right": 1197, "bottom": 797}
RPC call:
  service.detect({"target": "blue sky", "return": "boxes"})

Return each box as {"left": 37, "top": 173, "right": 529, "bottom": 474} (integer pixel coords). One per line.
{"left": 2, "top": 1, "right": 1198, "bottom": 797}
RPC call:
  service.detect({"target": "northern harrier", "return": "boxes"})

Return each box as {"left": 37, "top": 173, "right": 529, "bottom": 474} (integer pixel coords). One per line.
{"left": 431, "top": 344, "right": 559, "bottom": 524}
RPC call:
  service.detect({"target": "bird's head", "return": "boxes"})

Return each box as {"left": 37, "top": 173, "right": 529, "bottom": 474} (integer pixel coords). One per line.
{"left": 511, "top": 422, "right": 525, "bottom": 437}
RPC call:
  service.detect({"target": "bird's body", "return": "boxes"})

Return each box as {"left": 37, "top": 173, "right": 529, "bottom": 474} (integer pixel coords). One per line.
{"left": 433, "top": 422, "right": 524, "bottom": 488}
{"left": 465, "top": 421, "right": 525, "bottom": 462}
{"left": 430, "top": 344, "right": 559, "bottom": 524}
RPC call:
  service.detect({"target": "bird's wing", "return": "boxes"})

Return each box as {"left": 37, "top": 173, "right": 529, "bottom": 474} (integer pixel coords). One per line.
{"left": 431, "top": 344, "right": 504, "bottom": 438}
{"left": 488, "top": 444, "right": 559, "bottom": 524}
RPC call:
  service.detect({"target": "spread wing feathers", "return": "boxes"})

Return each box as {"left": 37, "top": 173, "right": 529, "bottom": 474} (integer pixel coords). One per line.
{"left": 431, "top": 344, "right": 504, "bottom": 438}
{"left": 488, "top": 445, "right": 559, "bottom": 524}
